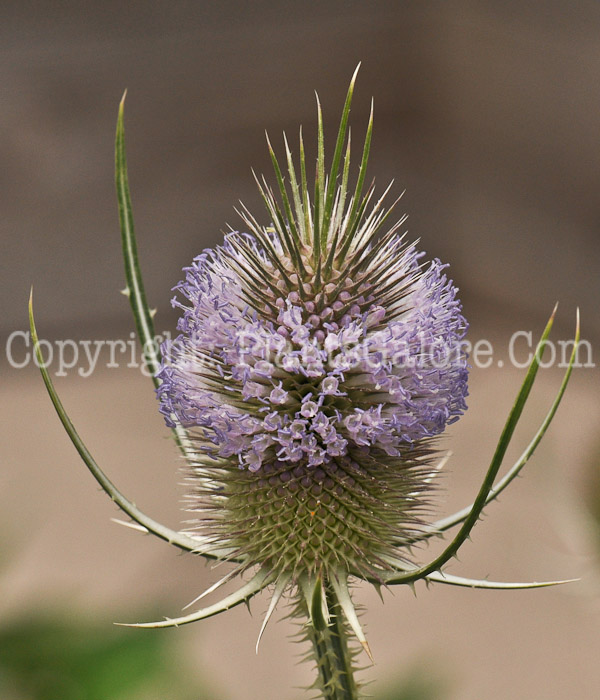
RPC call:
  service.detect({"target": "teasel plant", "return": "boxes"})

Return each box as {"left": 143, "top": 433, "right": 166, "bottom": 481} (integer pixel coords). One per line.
{"left": 30, "top": 66, "right": 580, "bottom": 699}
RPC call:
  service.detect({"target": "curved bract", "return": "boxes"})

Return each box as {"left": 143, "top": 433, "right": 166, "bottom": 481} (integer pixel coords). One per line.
{"left": 32, "top": 68, "right": 580, "bottom": 700}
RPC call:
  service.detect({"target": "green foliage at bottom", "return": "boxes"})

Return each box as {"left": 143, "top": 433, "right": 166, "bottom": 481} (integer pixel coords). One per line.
{"left": 375, "top": 663, "right": 446, "bottom": 700}
{"left": 0, "top": 613, "right": 219, "bottom": 700}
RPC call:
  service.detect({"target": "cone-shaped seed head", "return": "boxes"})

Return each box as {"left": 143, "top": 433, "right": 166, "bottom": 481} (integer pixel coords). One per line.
{"left": 157, "top": 77, "right": 468, "bottom": 583}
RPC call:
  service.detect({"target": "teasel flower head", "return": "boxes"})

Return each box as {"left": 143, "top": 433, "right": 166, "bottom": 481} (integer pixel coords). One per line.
{"left": 29, "top": 66, "right": 580, "bottom": 700}
{"left": 155, "top": 66, "right": 468, "bottom": 651}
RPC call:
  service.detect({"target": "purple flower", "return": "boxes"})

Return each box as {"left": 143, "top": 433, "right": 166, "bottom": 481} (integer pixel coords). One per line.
{"left": 154, "top": 71, "right": 469, "bottom": 606}
{"left": 45, "top": 71, "right": 578, "bottom": 696}
{"left": 157, "top": 234, "right": 468, "bottom": 469}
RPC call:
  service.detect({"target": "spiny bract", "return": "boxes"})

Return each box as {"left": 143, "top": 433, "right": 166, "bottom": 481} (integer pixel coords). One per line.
{"left": 156, "top": 70, "right": 468, "bottom": 598}
{"left": 28, "top": 64, "right": 580, "bottom": 700}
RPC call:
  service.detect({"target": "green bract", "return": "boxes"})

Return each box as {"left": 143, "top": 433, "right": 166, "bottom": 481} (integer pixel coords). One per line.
{"left": 31, "top": 69, "right": 580, "bottom": 700}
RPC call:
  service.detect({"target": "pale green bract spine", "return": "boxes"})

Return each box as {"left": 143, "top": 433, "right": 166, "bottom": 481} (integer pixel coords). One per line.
{"left": 29, "top": 66, "right": 580, "bottom": 700}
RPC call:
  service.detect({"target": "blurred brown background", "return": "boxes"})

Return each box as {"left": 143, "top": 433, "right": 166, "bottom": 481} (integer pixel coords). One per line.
{"left": 1, "top": 2, "right": 599, "bottom": 699}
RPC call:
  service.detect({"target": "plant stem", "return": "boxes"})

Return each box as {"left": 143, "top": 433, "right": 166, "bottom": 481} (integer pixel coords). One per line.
{"left": 305, "top": 582, "right": 359, "bottom": 700}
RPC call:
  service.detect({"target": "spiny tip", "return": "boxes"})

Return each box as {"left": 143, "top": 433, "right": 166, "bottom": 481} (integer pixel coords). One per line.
{"left": 361, "top": 639, "right": 374, "bottom": 663}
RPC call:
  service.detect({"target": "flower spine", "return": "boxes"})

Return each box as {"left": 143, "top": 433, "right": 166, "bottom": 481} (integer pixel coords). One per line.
{"left": 155, "top": 67, "right": 468, "bottom": 662}
{"left": 28, "top": 66, "right": 580, "bottom": 700}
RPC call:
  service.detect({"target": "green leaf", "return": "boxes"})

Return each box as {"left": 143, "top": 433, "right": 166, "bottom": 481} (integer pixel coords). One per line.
{"left": 266, "top": 132, "right": 302, "bottom": 248}
{"left": 342, "top": 99, "right": 373, "bottom": 248}
{"left": 422, "top": 309, "right": 581, "bottom": 541}
{"left": 297, "top": 574, "right": 329, "bottom": 633}
{"left": 321, "top": 63, "right": 360, "bottom": 244}
{"left": 117, "top": 567, "right": 273, "bottom": 629}
{"left": 299, "top": 126, "right": 312, "bottom": 245}
{"left": 28, "top": 291, "right": 226, "bottom": 560}
{"left": 384, "top": 307, "right": 559, "bottom": 586}
{"left": 115, "top": 92, "right": 159, "bottom": 383}
{"left": 115, "top": 93, "right": 196, "bottom": 464}
{"left": 310, "top": 575, "right": 329, "bottom": 632}
{"left": 329, "top": 573, "right": 373, "bottom": 662}
{"left": 315, "top": 93, "right": 325, "bottom": 242}
{"left": 423, "top": 571, "right": 578, "bottom": 590}
{"left": 283, "top": 132, "right": 306, "bottom": 242}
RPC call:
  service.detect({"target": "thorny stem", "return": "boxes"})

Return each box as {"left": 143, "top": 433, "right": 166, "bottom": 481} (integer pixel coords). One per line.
{"left": 304, "top": 583, "right": 360, "bottom": 700}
